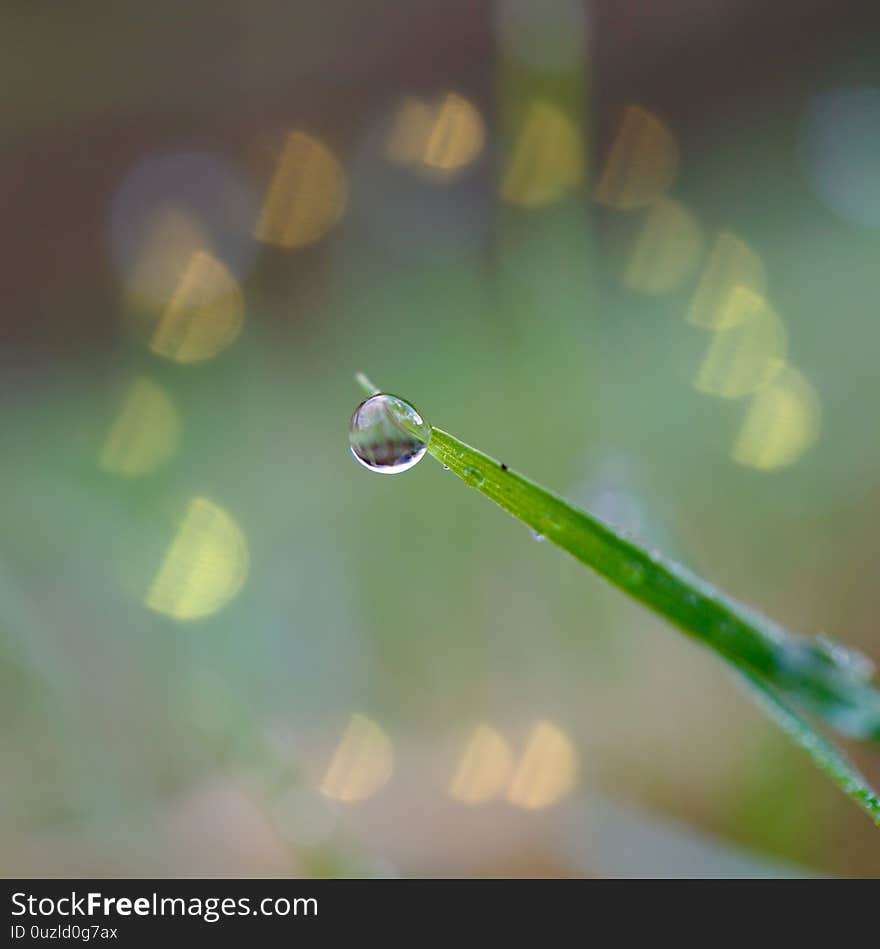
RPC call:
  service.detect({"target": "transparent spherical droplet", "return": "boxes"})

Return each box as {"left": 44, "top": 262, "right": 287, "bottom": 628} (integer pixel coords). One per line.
{"left": 349, "top": 393, "right": 431, "bottom": 474}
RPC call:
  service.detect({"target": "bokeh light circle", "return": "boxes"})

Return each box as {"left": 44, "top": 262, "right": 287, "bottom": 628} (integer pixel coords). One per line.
{"left": 800, "top": 86, "right": 880, "bottom": 228}
{"left": 108, "top": 150, "right": 259, "bottom": 303}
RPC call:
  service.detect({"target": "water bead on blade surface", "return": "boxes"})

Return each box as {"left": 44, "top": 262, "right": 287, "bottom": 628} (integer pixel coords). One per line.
{"left": 349, "top": 393, "right": 431, "bottom": 474}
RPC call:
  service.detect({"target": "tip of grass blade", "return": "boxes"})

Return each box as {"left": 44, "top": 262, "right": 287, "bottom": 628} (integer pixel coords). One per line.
{"left": 355, "top": 372, "right": 380, "bottom": 397}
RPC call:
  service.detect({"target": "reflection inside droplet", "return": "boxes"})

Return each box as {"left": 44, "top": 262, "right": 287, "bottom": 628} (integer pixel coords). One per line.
{"left": 349, "top": 394, "right": 431, "bottom": 474}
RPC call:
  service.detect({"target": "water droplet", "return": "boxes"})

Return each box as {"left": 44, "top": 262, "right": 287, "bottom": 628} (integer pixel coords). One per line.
{"left": 349, "top": 393, "right": 430, "bottom": 474}
{"left": 442, "top": 464, "right": 450, "bottom": 471}
{"left": 531, "top": 531, "right": 545, "bottom": 542}
{"left": 810, "top": 633, "right": 876, "bottom": 682}
{"left": 462, "top": 466, "right": 484, "bottom": 487}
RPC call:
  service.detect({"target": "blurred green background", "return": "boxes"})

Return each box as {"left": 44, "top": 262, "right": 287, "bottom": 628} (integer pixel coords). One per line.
{"left": 2, "top": 0, "right": 880, "bottom": 877}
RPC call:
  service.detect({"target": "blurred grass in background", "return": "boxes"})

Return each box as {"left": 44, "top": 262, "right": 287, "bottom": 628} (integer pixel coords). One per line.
{"left": 2, "top": 0, "right": 880, "bottom": 877}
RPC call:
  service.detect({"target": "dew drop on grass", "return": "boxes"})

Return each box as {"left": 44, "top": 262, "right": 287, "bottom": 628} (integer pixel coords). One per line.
{"left": 531, "top": 531, "right": 545, "bottom": 542}
{"left": 350, "top": 393, "right": 431, "bottom": 474}
{"left": 462, "top": 466, "right": 484, "bottom": 487}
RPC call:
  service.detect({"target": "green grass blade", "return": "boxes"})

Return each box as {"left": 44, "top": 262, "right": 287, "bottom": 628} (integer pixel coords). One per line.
{"left": 355, "top": 373, "right": 380, "bottom": 396}
{"left": 740, "top": 672, "right": 880, "bottom": 826}
{"left": 428, "top": 427, "right": 880, "bottom": 721}
{"left": 423, "top": 425, "right": 880, "bottom": 825}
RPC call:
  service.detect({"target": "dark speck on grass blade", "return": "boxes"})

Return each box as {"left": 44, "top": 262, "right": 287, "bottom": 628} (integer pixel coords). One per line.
{"left": 351, "top": 374, "right": 880, "bottom": 827}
